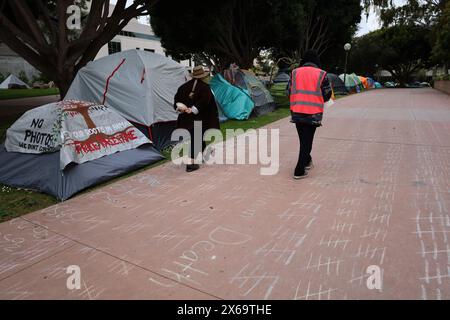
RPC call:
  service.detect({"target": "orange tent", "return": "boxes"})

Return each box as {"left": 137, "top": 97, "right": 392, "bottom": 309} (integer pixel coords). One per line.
{"left": 359, "top": 76, "right": 369, "bottom": 89}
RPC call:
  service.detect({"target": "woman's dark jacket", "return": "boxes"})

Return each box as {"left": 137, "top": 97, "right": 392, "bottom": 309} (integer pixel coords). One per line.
{"left": 174, "top": 79, "right": 220, "bottom": 131}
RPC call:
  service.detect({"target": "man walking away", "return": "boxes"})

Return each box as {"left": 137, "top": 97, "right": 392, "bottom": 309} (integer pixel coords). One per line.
{"left": 289, "top": 50, "right": 332, "bottom": 179}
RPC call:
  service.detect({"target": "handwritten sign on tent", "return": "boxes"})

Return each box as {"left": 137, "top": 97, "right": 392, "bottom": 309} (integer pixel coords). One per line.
{"left": 5, "top": 104, "right": 60, "bottom": 154}
{"left": 59, "top": 100, "right": 151, "bottom": 169}
{"left": 5, "top": 100, "right": 151, "bottom": 169}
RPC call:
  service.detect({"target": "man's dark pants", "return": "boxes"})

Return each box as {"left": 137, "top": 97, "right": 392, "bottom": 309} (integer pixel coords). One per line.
{"left": 295, "top": 122, "right": 317, "bottom": 175}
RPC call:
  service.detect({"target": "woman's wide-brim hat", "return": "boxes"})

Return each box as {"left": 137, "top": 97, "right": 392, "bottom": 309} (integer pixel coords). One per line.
{"left": 191, "top": 65, "right": 210, "bottom": 79}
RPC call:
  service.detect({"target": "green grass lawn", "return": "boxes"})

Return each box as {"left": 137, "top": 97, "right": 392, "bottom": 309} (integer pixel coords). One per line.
{"left": 0, "top": 88, "right": 60, "bottom": 100}
{"left": 0, "top": 86, "right": 290, "bottom": 222}
{"left": 0, "top": 186, "right": 58, "bottom": 222}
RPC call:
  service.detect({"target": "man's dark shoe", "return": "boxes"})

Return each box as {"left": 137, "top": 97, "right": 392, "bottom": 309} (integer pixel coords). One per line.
{"left": 186, "top": 164, "right": 200, "bottom": 172}
{"left": 293, "top": 171, "right": 309, "bottom": 180}
{"left": 293, "top": 168, "right": 309, "bottom": 180}
{"left": 305, "top": 160, "right": 314, "bottom": 171}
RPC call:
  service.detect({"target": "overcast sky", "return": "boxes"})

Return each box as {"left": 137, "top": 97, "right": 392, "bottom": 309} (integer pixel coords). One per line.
{"left": 357, "top": 0, "right": 408, "bottom": 36}
{"left": 357, "top": 6, "right": 381, "bottom": 36}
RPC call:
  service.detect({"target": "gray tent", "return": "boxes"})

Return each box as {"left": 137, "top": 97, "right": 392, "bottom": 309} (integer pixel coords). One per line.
{"left": 223, "top": 67, "right": 276, "bottom": 117}
{"left": 65, "top": 50, "right": 189, "bottom": 151}
{"left": 0, "top": 100, "right": 164, "bottom": 200}
{"left": 0, "top": 144, "right": 163, "bottom": 200}
{"left": 327, "top": 73, "right": 348, "bottom": 95}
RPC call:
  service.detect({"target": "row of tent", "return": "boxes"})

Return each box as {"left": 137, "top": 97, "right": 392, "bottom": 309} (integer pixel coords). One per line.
{"left": 338, "top": 73, "right": 382, "bottom": 93}
{"left": 273, "top": 71, "right": 382, "bottom": 96}
{"left": 0, "top": 50, "right": 277, "bottom": 200}
{"left": 210, "top": 67, "right": 276, "bottom": 121}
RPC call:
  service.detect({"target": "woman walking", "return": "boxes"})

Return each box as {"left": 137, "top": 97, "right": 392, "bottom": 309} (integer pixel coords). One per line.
{"left": 174, "top": 66, "right": 220, "bottom": 172}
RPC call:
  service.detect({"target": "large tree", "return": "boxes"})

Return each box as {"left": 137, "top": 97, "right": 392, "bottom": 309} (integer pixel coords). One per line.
{"left": 150, "top": 0, "right": 305, "bottom": 71}
{"left": 274, "top": 0, "right": 361, "bottom": 70}
{"left": 364, "top": 0, "right": 449, "bottom": 73}
{"left": 151, "top": 0, "right": 361, "bottom": 72}
{"left": 349, "top": 25, "right": 432, "bottom": 85}
{"left": 363, "top": 0, "right": 448, "bottom": 27}
{"left": 0, "top": 0, "right": 158, "bottom": 98}
{"left": 432, "top": 1, "right": 450, "bottom": 68}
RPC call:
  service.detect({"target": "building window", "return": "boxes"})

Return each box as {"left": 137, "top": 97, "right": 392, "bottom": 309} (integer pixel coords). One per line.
{"left": 144, "top": 49, "right": 155, "bottom": 53}
{"left": 118, "top": 30, "right": 161, "bottom": 41}
{"left": 108, "top": 41, "right": 121, "bottom": 55}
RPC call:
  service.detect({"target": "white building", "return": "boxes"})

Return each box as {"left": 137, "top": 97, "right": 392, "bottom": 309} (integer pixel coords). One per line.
{"left": 95, "top": 5, "right": 191, "bottom": 66}
{"left": 95, "top": 16, "right": 166, "bottom": 59}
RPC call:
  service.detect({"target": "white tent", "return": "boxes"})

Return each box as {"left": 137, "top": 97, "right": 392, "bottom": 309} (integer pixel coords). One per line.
{"left": 65, "top": 50, "right": 189, "bottom": 150}
{"left": 0, "top": 101, "right": 163, "bottom": 200}
{"left": 0, "top": 101, "right": 164, "bottom": 200}
{"left": 0, "top": 74, "right": 30, "bottom": 89}
{"left": 5, "top": 100, "right": 151, "bottom": 169}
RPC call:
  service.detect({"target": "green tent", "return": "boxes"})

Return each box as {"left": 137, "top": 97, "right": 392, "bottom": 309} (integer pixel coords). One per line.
{"left": 224, "top": 67, "right": 276, "bottom": 116}
{"left": 339, "top": 73, "right": 363, "bottom": 93}
{"left": 210, "top": 74, "right": 255, "bottom": 120}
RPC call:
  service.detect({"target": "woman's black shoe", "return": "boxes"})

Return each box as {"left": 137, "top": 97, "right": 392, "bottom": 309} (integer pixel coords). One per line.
{"left": 186, "top": 164, "right": 200, "bottom": 172}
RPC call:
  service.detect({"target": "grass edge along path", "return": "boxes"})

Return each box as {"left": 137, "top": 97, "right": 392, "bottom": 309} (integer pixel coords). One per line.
{"left": 0, "top": 94, "right": 290, "bottom": 222}
{"left": 0, "top": 88, "right": 60, "bottom": 100}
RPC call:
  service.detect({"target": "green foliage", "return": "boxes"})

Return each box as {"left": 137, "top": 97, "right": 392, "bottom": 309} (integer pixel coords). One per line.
{"left": 18, "top": 71, "right": 29, "bottom": 85}
{"left": 31, "top": 72, "right": 51, "bottom": 84}
{"left": 365, "top": 0, "right": 447, "bottom": 27}
{"left": 432, "top": 1, "right": 450, "bottom": 64}
{"left": 435, "top": 74, "right": 450, "bottom": 80}
{"left": 349, "top": 25, "right": 432, "bottom": 84}
{"left": 150, "top": 0, "right": 307, "bottom": 70}
{"left": 271, "top": 0, "right": 361, "bottom": 71}
{"left": 0, "top": 184, "right": 57, "bottom": 222}
{"left": 309, "top": 0, "right": 362, "bottom": 71}
{"left": 366, "top": 0, "right": 449, "bottom": 68}
{"left": 0, "top": 88, "right": 59, "bottom": 100}
{"left": 255, "top": 53, "right": 273, "bottom": 75}
{"left": 151, "top": 0, "right": 361, "bottom": 72}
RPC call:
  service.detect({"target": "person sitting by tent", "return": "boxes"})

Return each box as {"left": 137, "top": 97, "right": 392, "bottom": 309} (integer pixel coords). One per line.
{"left": 288, "top": 50, "right": 332, "bottom": 179}
{"left": 174, "top": 66, "right": 220, "bottom": 172}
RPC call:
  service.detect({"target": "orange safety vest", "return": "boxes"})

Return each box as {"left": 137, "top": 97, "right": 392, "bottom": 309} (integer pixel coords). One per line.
{"left": 290, "top": 66, "right": 326, "bottom": 115}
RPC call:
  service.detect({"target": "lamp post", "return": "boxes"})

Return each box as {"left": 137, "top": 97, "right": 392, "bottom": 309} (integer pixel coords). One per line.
{"left": 375, "top": 64, "right": 379, "bottom": 83}
{"left": 343, "top": 43, "right": 351, "bottom": 92}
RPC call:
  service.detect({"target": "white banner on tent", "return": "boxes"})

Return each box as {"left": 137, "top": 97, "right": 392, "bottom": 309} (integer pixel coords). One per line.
{"left": 5, "top": 100, "right": 151, "bottom": 169}
{"left": 5, "top": 105, "right": 60, "bottom": 154}
{"left": 59, "top": 101, "right": 150, "bottom": 169}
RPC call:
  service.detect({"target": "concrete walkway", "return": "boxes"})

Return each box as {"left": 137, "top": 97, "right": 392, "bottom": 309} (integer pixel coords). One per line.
{"left": 0, "top": 88, "right": 449, "bottom": 300}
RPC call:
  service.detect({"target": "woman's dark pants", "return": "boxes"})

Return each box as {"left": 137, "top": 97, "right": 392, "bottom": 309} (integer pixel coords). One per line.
{"left": 188, "top": 128, "right": 206, "bottom": 161}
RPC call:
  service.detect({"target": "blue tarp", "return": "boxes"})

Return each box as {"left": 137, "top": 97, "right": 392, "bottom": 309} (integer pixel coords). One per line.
{"left": 0, "top": 144, "right": 164, "bottom": 200}
{"left": 210, "top": 74, "right": 254, "bottom": 120}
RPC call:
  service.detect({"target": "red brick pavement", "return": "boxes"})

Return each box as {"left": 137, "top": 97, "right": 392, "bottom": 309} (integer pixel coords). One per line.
{"left": 0, "top": 88, "right": 449, "bottom": 300}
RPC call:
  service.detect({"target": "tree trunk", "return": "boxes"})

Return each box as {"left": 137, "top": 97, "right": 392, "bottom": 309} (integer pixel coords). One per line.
{"left": 56, "top": 72, "right": 74, "bottom": 100}
{"left": 0, "top": 0, "right": 158, "bottom": 101}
